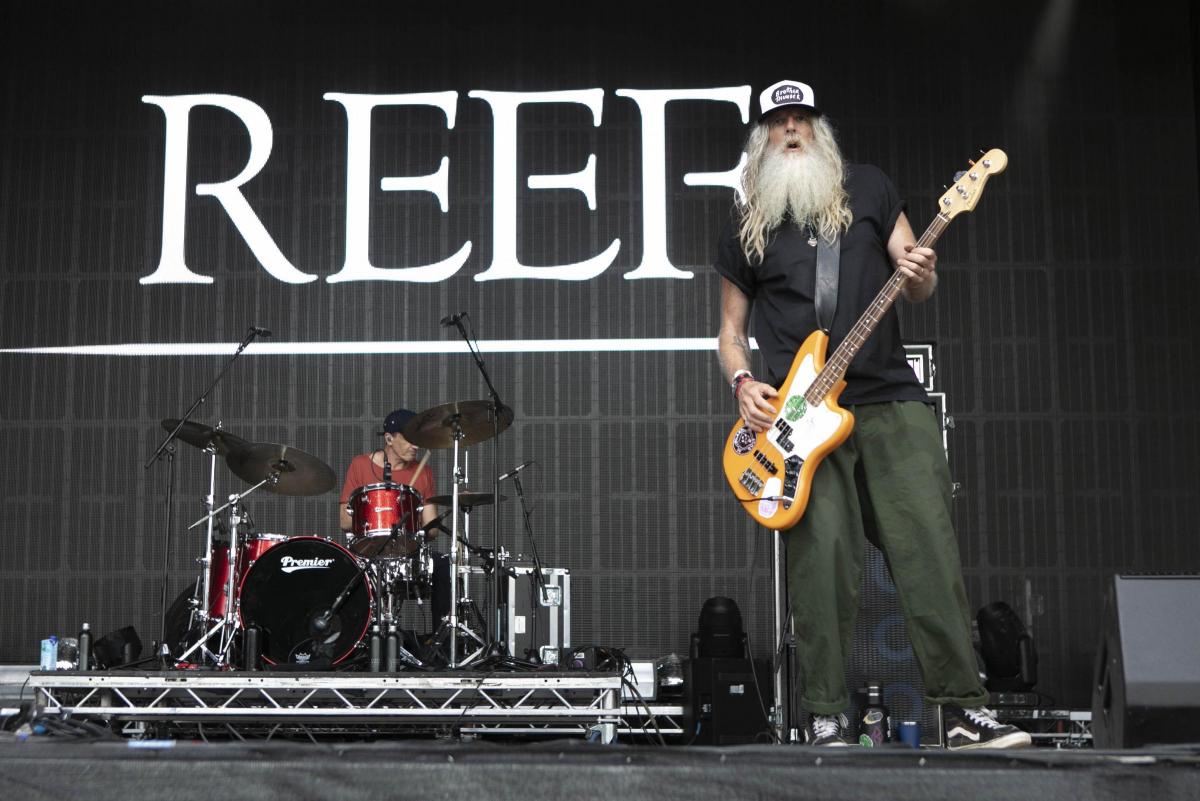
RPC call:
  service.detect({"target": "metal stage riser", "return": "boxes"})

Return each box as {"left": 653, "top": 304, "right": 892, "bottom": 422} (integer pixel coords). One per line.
{"left": 29, "top": 670, "right": 644, "bottom": 736}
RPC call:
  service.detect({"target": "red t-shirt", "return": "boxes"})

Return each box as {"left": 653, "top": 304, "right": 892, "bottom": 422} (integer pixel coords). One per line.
{"left": 340, "top": 452, "right": 437, "bottom": 507}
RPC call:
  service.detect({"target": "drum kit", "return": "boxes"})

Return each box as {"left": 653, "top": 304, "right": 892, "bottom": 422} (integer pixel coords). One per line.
{"left": 165, "top": 398, "right": 514, "bottom": 671}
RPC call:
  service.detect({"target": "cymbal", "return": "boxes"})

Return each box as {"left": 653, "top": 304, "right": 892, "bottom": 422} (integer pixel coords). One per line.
{"left": 161, "top": 419, "right": 248, "bottom": 457}
{"left": 425, "top": 490, "right": 508, "bottom": 509}
{"left": 226, "top": 442, "right": 337, "bottom": 497}
{"left": 403, "top": 400, "right": 514, "bottom": 449}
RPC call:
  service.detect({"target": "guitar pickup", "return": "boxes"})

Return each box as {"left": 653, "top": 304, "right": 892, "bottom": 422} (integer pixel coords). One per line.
{"left": 781, "top": 456, "right": 803, "bottom": 508}
{"left": 752, "top": 449, "right": 778, "bottom": 475}
{"left": 773, "top": 419, "right": 795, "bottom": 454}
{"left": 739, "top": 467, "right": 765, "bottom": 496}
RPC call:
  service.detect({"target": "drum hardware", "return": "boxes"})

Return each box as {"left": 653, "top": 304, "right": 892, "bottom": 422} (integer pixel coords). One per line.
{"left": 144, "top": 327, "right": 267, "bottom": 663}
{"left": 409, "top": 410, "right": 494, "bottom": 668}
{"left": 176, "top": 449, "right": 283, "bottom": 668}
{"left": 174, "top": 496, "right": 254, "bottom": 667}
{"left": 187, "top": 473, "right": 278, "bottom": 531}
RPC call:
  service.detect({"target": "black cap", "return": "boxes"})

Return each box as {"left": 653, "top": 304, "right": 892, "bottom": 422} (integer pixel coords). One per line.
{"left": 382, "top": 408, "right": 417, "bottom": 435}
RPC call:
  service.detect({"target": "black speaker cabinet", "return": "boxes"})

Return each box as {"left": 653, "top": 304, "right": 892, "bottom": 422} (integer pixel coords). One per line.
{"left": 1092, "top": 575, "right": 1200, "bottom": 748}
{"left": 684, "top": 657, "right": 772, "bottom": 745}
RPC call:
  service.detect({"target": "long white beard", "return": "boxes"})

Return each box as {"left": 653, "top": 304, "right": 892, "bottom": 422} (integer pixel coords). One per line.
{"left": 754, "top": 146, "right": 844, "bottom": 232}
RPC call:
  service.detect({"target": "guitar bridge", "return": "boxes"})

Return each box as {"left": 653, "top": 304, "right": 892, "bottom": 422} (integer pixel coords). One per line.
{"left": 739, "top": 467, "right": 765, "bottom": 496}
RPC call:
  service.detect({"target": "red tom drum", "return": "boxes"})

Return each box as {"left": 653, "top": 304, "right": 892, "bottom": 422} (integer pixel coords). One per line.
{"left": 347, "top": 482, "right": 423, "bottom": 558}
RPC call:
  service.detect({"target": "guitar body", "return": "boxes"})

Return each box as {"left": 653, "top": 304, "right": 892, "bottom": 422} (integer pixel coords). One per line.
{"left": 721, "top": 329, "right": 855, "bottom": 530}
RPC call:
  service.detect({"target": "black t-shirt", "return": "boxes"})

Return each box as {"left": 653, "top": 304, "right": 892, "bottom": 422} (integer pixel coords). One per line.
{"left": 714, "top": 163, "right": 928, "bottom": 406}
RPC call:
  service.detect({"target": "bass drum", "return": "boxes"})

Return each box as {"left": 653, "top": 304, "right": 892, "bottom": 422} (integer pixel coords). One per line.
{"left": 238, "top": 537, "right": 373, "bottom": 666}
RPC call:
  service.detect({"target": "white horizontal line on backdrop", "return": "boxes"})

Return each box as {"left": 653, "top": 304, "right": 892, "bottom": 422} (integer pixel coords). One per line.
{"left": 0, "top": 338, "right": 759, "bottom": 356}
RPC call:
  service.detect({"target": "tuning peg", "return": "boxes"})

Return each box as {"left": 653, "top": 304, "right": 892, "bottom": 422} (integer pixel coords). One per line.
{"left": 968, "top": 159, "right": 976, "bottom": 166}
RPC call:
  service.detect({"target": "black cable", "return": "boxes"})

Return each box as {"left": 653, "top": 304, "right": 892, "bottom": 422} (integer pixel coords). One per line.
{"left": 620, "top": 675, "right": 666, "bottom": 746}
{"left": 743, "top": 631, "right": 782, "bottom": 744}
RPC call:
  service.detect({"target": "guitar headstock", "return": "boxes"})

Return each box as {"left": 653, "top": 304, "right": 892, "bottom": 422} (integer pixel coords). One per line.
{"left": 936, "top": 148, "right": 1007, "bottom": 220}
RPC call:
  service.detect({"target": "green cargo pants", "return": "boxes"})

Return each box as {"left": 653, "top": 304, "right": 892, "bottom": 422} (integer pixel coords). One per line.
{"left": 785, "top": 400, "right": 988, "bottom": 714}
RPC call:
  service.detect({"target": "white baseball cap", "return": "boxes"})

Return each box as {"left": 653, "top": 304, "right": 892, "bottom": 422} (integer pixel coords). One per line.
{"left": 758, "top": 79, "right": 819, "bottom": 120}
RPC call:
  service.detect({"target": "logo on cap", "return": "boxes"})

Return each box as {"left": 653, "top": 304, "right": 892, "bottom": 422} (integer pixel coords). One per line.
{"left": 772, "top": 84, "right": 806, "bottom": 105}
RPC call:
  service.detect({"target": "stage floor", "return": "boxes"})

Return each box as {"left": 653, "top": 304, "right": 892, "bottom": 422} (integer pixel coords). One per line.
{"left": 2, "top": 737, "right": 1199, "bottom": 801}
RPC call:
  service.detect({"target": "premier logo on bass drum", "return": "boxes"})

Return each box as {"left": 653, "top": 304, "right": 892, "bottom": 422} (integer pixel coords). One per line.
{"left": 279, "top": 556, "right": 336, "bottom": 574}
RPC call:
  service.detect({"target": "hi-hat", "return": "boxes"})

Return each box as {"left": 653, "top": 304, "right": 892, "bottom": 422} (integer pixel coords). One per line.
{"left": 403, "top": 400, "right": 514, "bottom": 449}
{"left": 161, "top": 419, "right": 248, "bottom": 457}
{"left": 425, "top": 490, "right": 508, "bottom": 509}
{"left": 226, "top": 443, "right": 337, "bottom": 497}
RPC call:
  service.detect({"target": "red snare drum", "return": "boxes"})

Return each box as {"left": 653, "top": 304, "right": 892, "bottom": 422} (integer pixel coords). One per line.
{"left": 238, "top": 536, "right": 373, "bottom": 666}
{"left": 207, "top": 533, "right": 288, "bottom": 618}
{"left": 347, "top": 482, "right": 422, "bottom": 558}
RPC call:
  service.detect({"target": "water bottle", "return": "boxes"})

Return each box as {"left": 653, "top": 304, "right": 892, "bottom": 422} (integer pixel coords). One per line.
{"left": 857, "top": 682, "right": 891, "bottom": 747}
{"left": 39, "top": 635, "right": 58, "bottom": 671}
{"left": 368, "top": 624, "right": 382, "bottom": 672}
{"left": 78, "top": 623, "right": 92, "bottom": 671}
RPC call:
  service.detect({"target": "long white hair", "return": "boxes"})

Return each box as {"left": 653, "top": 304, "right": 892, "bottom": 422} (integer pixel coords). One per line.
{"left": 737, "top": 115, "right": 852, "bottom": 264}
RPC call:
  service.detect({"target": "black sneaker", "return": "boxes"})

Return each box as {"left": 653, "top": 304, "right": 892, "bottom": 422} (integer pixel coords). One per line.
{"left": 806, "top": 713, "right": 851, "bottom": 746}
{"left": 943, "top": 705, "right": 1033, "bottom": 749}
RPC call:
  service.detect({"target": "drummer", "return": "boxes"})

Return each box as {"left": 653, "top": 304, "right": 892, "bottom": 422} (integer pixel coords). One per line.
{"left": 339, "top": 408, "right": 439, "bottom": 534}
{"left": 340, "top": 408, "right": 452, "bottom": 646}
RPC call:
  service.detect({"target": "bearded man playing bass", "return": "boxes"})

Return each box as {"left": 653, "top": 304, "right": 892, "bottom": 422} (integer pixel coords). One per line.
{"left": 714, "top": 79, "right": 1030, "bottom": 749}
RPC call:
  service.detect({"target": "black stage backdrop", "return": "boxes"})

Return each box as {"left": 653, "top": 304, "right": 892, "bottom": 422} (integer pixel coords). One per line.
{"left": 1, "top": 0, "right": 1198, "bottom": 712}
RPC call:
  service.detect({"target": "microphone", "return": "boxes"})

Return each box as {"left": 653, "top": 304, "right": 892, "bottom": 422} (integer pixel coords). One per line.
{"left": 497, "top": 460, "right": 536, "bottom": 482}
{"left": 382, "top": 455, "right": 392, "bottom": 483}
{"left": 310, "top": 608, "right": 333, "bottom": 635}
{"left": 249, "top": 326, "right": 272, "bottom": 337}
{"left": 439, "top": 312, "right": 466, "bottom": 327}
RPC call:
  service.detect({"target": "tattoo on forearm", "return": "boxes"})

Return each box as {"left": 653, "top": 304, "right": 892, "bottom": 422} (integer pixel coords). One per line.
{"left": 718, "top": 333, "right": 754, "bottom": 380}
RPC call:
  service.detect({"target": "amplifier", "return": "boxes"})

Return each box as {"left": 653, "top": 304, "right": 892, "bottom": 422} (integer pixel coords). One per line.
{"left": 684, "top": 657, "right": 773, "bottom": 745}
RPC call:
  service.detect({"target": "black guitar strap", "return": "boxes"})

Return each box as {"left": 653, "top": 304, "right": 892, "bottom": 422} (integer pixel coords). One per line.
{"left": 814, "top": 234, "right": 841, "bottom": 333}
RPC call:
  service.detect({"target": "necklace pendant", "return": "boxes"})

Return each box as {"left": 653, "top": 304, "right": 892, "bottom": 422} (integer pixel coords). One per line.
{"left": 807, "top": 235, "right": 818, "bottom": 247}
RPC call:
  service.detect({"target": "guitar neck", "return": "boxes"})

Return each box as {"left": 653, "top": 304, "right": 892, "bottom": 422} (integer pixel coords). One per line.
{"left": 805, "top": 213, "right": 952, "bottom": 405}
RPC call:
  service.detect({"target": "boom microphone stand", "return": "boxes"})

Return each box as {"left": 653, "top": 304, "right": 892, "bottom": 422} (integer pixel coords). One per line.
{"left": 144, "top": 326, "right": 268, "bottom": 662}
{"left": 446, "top": 313, "right": 510, "bottom": 656}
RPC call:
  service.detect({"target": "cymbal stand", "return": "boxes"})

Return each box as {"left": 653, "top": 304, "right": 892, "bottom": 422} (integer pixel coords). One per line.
{"left": 175, "top": 475, "right": 276, "bottom": 666}
{"left": 434, "top": 417, "right": 485, "bottom": 667}
{"left": 194, "top": 432, "right": 224, "bottom": 637}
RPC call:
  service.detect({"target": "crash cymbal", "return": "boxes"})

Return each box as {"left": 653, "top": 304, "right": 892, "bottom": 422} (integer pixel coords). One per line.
{"left": 226, "top": 442, "right": 337, "bottom": 497}
{"left": 161, "top": 419, "right": 248, "bottom": 457}
{"left": 403, "top": 400, "right": 514, "bottom": 449}
{"left": 425, "top": 490, "right": 508, "bottom": 509}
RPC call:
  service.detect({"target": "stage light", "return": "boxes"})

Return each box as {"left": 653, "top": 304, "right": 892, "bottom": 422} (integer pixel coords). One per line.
{"left": 691, "top": 596, "right": 747, "bottom": 659}
{"left": 977, "top": 602, "right": 1038, "bottom": 692}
